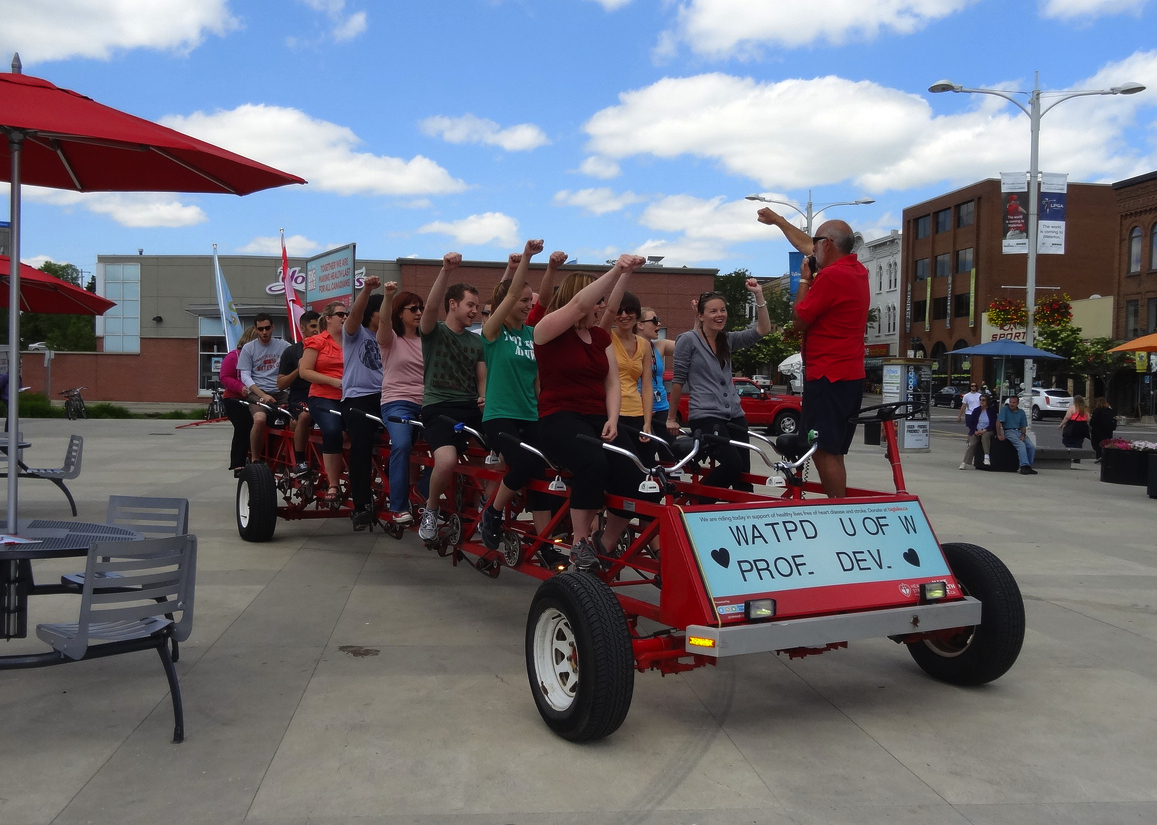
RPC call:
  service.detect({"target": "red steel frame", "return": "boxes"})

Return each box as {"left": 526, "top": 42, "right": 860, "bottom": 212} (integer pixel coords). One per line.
{"left": 260, "top": 416, "right": 966, "bottom": 675}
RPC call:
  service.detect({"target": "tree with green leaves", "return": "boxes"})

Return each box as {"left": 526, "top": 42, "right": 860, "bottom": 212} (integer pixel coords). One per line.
{"left": 0, "top": 261, "right": 98, "bottom": 351}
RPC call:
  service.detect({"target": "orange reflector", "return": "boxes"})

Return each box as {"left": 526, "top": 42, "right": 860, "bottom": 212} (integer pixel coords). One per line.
{"left": 688, "top": 636, "right": 716, "bottom": 648}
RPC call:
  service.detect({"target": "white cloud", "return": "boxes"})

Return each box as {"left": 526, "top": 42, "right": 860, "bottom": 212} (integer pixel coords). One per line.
{"left": 237, "top": 234, "right": 322, "bottom": 256}
{"left": 0, "top": 0, "right": 237, "bottom": 63}
{"left": 639, "top": 195, "right": 786, "bottom": 243}
{"left": 22, "top": 255, "right": 55, "bottom": 271}
{"left": 417, "top": 212, "right": 519, "bottom": 248}
{"left": 162, "top": 104, "right": 467, "bottom": 196}
{"left": 659, "top": 0, "right": 973, "bottom": 59}
{"left": 420, "top": 114, "right": 549, "bottom": 152}
{"left": 1040, "top": 0, "right": 1148, "bottom": 19}
{"left": 553, "top": 188, "right": 645, "bottom": 215}
{"left": 24, "top": 187, "right": 207, "bottom": 227}
{"left": 586, "top": 0, "right": 633, "bottom": 10}
{"left": 632, "top": 237, "right": 733, "bottom": 267}
{"left": 584, "top": 63, "right": 1157, "bottom": 195}
{"left": 579, "top": 156, "right": 622, "bottom": 179}
{"left": 297, "top": 0, "right": 368, "bottom": 42}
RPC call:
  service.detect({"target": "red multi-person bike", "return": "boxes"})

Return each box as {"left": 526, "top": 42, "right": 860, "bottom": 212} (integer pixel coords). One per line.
{"left": 235, "top": 402, "right": 1024, "bottom": 742}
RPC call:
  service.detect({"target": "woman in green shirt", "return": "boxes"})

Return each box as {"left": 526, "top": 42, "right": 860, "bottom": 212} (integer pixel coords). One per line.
{"left": 479, "top": 239, "right": 554, "bottom": 551}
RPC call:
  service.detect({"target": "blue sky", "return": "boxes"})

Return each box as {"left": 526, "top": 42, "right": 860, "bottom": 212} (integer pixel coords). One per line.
{"left": 3, "top": 0, "right": 1157, "bottom": 282}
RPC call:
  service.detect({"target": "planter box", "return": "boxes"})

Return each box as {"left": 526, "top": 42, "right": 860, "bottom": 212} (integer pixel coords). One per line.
{"left": 1100, "top": 448, "right": 1149, "bottom": 486}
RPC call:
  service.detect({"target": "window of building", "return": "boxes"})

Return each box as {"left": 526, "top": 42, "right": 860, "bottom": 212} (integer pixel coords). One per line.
{"left": 913, "top": 300, "right": 927, "bottom": 322}
{"left": 932, "top": 296, "right": 948, "bottom": 320}
{"left": 101, "top": 263, "right": 141, "bottom": 353}
{"left": 889, "top": 303, "right": 897, "bottom": 333}
{"left": 953, "top": 292, "right": 970, "bottom": 318}
{"left": 877, "top": 265, "right": 883, "bottom": 292}
{"left": 957, "top": 200, "right": 975, "bottom": 228}
{"left": 888, "top": 262, "right": 898, "bottom": 290}
{"left": 1128, "top": 226, "right": 1142, "bottom": 273}
{"left": 956, "top": 247, "right": 974, "bottom": 273}
{"left": 914, "top": 258, "right": 929, "bottom": 281}
{"left": 1151, "top": 224, "right": 1157, "bottom": 271}
{"left": 935, "top": 253, "right": 951, "bottom": 277}
{"left": 935, "top": 209, "right": 951, "bottom": 233}
{"left": 1149, "top": 297, "right": 1157, "bottom": 334}
{"left": 915, "top": 215, "right": 930, "bottom": 238}
{"left": 1126, "top": 299, "right": 1139, "bottom": 338}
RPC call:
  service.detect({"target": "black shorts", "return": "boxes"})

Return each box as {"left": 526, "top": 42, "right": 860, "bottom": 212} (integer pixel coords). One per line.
{"left": 286, "top": 399, "right": 309, "bottom": 420}
{"left": 422, "top": 399, "right": 484, "bottom": 453}
{"left": 802, "top": 378, "right": 863, "bottom": 455}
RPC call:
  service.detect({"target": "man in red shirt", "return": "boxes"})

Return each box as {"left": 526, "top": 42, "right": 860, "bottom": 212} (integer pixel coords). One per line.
{"left": 758, "top": 210, "right": 869, "bottom": 496}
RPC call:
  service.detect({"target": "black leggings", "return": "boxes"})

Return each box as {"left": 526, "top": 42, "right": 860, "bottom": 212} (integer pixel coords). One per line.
{"left": 538, "top": 410, "right": 655, "bottom": 512}
{"left": 688, "top": 415, "right": 753, "bottom": 492}
{"left": 224, "top": 398, "right": 253, "bottom": 469}
{"left": 483, "top": 418, "right": 553, "bottom": 511}
{"left": 342, "top": 394, "right": 383, "bottom": 511}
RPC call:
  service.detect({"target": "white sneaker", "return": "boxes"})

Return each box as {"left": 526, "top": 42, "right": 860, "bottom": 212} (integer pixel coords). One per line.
{"left": 418, "top": 509, "right": 441, "bottom": 540}
{"left": 983, "top": 455, "right": 991, "bottom": 466}
{"left": 959, "top": 462, "right": 969, "bottom": 470}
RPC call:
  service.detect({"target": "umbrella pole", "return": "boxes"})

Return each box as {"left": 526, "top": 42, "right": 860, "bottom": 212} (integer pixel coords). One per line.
{"left": 6, "top": 129, "right": 22, "bottom": 530}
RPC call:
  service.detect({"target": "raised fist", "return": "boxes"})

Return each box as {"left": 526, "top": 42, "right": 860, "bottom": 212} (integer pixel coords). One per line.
{"left": 362, "top": 275, "right": 381, "bottom": 290}
{"left": 443, "top": 252, "right": 462, "bottom": 270}
{"left": 383, "top": 280, "right": 398, "bottom": 296}
{"left": 756, "top": 207, "right": 781, "bottom": 225}
{"left": 508, "top": 253, "right": 521, "bottom": 266}
{"left": 525, "top": 239, "right": 544, "bottom": 256}
{"left": 548, "top": 250, "right": 568, "bottom": 268}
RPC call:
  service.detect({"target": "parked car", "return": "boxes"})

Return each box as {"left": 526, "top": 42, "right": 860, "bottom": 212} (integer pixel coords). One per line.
{"left": 1002, "top": 387, "right": 1073, "bottom": 420}
{"left": 932, "top": 386, "right": 966, "bottom": 409}
{"left": 676, "top": 377, "right": 803, "bottom": 435}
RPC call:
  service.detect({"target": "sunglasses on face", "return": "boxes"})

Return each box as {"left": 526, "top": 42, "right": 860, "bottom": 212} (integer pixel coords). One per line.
{"left": 697, "top": 291, "right": 724, "bottom": 305}
{"left": 643, "top": 317, "right": 661, "bottom": 325}
{"left": 331, "top": 311, "right": 349, "bottom": 319}
{"left": 812, "top": 235, "right": 828, "bottom": 245}
{"left": 404, "top": 305, "right": 424, "bottom": 313}
{"left": 255, "top": 325, "right": 273, "bottom": 332}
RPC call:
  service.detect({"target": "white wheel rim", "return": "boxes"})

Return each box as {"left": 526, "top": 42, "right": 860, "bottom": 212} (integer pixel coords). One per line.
{"left": 533, "top": 607, "right": 579, "bottom": 712}
{"left": 238, "top": 480, "right": 251, "bottom": 527}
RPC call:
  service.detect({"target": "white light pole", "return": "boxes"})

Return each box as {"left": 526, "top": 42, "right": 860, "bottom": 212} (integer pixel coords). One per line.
{"left": 745, "top": 190, "right": 875, "bottom": 236}
{"left": 929, "top": 73, "right": 1144, "bottom": 426}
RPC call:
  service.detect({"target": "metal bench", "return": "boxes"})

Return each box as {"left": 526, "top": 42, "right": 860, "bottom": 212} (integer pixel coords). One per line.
{"left": 0, "top": 434, "right": 83, "bottom": 515}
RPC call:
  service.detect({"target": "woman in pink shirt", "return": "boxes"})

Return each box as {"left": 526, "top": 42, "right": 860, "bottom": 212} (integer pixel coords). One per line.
{"left": 377, "top": 282, "right": 425, "bottom": 525}
{"left": 220, "top": 325, "right": 257, "bottom": 474}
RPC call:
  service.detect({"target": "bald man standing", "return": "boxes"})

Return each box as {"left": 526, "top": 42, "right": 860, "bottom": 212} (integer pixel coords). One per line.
{"left": 758, "top": 209, "right": 869, "bottom": 497}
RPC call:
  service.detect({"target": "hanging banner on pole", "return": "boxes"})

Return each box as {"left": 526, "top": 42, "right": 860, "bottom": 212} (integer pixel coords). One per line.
{"left": 1001, "top": 172, "right": 1028, "bottom": 254}
{"left": 212, "top": 244, "right": 243, "bottom": 351}
{"left": 305, "top": 243, "right": 356, "bottom": 313}
{"left": 1038, "top": 173, "right": 1068, "bottom": 255}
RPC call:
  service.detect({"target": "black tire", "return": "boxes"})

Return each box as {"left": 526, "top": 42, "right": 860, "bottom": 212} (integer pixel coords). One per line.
{"left": 207, "top": 399, "right": 225, "bottom": 420}
{"left": 526, "top": 572, "right": 634, "bottom": 741}
{"left": 77, "top": 398, "right": 87, "bottom": 419}
{"left": 237, "top": 463, "right": 278, "bottom": 542}
{"left": 907, "top": 542, "right": 1024, "bottom": 686}
{"left": 772, "top": 409, "right": 801, "bottom": 436}
{"left": 1031, "top": 405, "right": 1041, "bottom": 421}
{"left": 65, "top": 399, "right": 77, "bottom": 420}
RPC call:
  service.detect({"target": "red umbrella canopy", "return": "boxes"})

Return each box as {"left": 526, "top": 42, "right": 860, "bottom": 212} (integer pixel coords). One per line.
{"left": 0, "top": 256, "right": 115, "bottom": 315}
{"left": 0, "top": 72, "right": 305, "bottom": 193}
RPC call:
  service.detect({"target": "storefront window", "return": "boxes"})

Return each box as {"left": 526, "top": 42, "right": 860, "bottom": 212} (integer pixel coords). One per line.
{"left": 100, "top": 263, "right": 141, "bottom": 353}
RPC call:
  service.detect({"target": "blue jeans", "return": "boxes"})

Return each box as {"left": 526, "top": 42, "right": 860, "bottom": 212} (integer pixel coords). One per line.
{"left": 1005, "top": 430, "right": 1035, "bottom": 466}
{"left": 381, "top": 399, "right": 421, "bottom": 512}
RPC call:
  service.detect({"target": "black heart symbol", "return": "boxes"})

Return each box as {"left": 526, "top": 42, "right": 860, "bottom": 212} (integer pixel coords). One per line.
{"left": 710, "top": 547, "right": 730, "bottom": 568}
{"left": 903, "top": 548, "right": 920, "bottom": 567}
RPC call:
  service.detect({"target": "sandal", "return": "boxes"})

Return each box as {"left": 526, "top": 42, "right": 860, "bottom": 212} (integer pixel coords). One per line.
{"left": 323, "top": 486, "right": 341, "bottom": 504}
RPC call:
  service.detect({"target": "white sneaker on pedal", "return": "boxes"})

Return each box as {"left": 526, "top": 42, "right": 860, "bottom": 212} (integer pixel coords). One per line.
{"left": 983, "top": 455, "right": 991, "bottom": 466}
{"left": 418, "top": 509, "right": 440, "bottom": 540}
{"left": 958, "top": 462, "right": 969, "bottom": 470}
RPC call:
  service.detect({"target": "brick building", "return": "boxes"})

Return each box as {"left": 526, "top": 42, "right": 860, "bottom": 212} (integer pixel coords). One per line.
{"left": 901, "top": 178, "right": 1118, "bottom": 389}
{"left": 1112, "top": 171, "right": 1157, "bottom": 416}
{"left": 19, "top": 253, "right": 715, "bottom": 404}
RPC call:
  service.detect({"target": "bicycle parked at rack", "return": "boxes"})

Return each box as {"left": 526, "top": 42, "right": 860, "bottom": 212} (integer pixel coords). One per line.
{"left": 60, "top": 386, "right": 87, "bottom": 420}
{"left": 205, "top": 381, "right": 226, "bottom": 420}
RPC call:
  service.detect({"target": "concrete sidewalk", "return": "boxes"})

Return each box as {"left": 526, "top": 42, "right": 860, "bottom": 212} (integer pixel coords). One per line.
{"left": 2, "top": 417, "right": 1156, "bottom": 825}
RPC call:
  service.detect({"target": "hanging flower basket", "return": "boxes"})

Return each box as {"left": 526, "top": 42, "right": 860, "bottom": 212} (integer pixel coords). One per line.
{"left": 986, "top": 298, "right": 1027, "bottom": 328}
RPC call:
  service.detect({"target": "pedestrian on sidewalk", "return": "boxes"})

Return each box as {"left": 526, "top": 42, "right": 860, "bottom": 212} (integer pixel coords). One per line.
{"left": 960, "top": 394, "right": 994, "bottom": 470}
{"left": 997, "top": 394, "right": 1037, "bottom": 475}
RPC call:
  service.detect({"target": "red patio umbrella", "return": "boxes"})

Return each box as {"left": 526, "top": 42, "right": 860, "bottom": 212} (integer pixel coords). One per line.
{"left": 1, "top": 54, "right": 305, "bottom": 528}
{"left": 1109, "top": 332, "right": 1157, "bottom": 353}
{"left": 1, "top": 256, "right": 116, "bottom": 316}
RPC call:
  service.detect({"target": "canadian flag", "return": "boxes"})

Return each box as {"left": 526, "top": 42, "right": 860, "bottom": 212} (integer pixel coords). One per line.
{"left": 281, "top": 228, "right": 306, "bottom": 342}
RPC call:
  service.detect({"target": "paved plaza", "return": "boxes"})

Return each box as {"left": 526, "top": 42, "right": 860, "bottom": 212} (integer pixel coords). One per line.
{"left": 2, "top": 411, "right": 1156, "bottom": 825}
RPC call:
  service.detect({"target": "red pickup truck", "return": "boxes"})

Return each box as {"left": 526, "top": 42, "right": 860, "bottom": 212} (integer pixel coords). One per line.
{"left": 676, "top": 377, "right": 802, "bottom": 435}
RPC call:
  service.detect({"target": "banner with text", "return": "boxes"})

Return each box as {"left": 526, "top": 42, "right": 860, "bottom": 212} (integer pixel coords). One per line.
{"left": 1001, "top": 172, "right": 1028, "bottom": 254}
{"left": 305, "top": 243, "right": 356, "bottom": 313}
{"left": 1038, "top": 172, "right": 1068, "bottom": 255}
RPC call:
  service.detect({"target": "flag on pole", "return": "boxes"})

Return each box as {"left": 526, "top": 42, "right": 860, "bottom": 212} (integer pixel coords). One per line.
{"left": 281, "top": 228, "right": 306, "bottom": 342}
{"left": 213, "top": 244, "right": 244, "bottom": 351}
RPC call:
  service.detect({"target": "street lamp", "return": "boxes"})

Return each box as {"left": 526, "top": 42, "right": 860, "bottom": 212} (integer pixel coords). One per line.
{"left": 745, "top": 190, "right": 875, "bottom": 235}
{"left": 929, "top": 73, "right": 1144, "bottom": 426}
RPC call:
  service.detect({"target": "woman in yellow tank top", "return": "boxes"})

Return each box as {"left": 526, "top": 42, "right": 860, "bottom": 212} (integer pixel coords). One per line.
{"left": 600, "top": 290, "right": 653, "bottom": 447}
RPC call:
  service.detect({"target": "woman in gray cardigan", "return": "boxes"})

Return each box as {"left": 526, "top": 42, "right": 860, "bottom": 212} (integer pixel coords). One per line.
{"left": 665, "top": 280, "right": 771, "bottom": 493}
